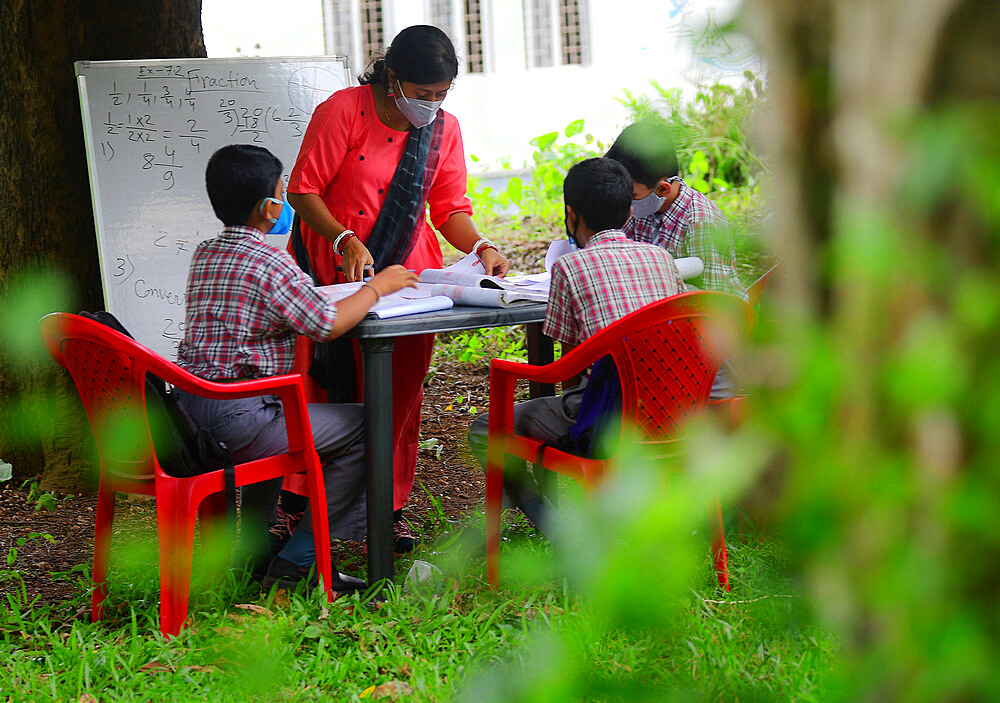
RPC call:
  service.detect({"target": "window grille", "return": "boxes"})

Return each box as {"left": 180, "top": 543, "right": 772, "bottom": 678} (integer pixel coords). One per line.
{"left": 559, "top": 0, "right": 587, "bottom": 65}
{"left": 526, "top": 0, "right": 554, "bottom": 68}
{"left": 429, "top": 0, "right": 454, "bottom": 34}
{"left": 463, "top": 0, "right": 484, "bottom": 73}
{"left": 359, "top": 0, "right": 384, "bottom": 64}
{"left": 329, "top": 0, "right": 354, "bottom": 57}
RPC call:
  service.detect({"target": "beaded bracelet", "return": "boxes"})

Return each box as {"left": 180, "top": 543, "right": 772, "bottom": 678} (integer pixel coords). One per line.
{"left": 362, "top": 281, "right": 381, "bottom": 304}
{"left": 333, "top": 229, "right": 356, "bottom": 255}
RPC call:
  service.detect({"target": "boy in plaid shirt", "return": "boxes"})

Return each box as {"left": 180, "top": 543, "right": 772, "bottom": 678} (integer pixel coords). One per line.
{"left": 467, "top": 157, "right": 683, "bottom": 535}
{"left": 606, "top": 121, "right": 748, "bottom": 301}
{"left": 175, "top": 144, "right": 417, "bottom": 591}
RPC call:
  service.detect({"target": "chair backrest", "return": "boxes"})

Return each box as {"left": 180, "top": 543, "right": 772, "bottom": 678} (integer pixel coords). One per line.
{"left": 578, "top": 292, "right": 752, "bottom": 444}
{"left": 42, "top": 313, "right": 177, "bottom": 481}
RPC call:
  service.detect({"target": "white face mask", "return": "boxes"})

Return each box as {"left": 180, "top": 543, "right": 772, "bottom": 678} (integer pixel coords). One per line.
{"left": 393, "top": 79, "right": 443, "bottom": 129}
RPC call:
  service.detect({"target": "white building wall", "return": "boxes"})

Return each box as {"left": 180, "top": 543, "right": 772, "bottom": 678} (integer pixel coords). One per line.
{"left": 316, "top": 0, "right": 761, "bottom": 172}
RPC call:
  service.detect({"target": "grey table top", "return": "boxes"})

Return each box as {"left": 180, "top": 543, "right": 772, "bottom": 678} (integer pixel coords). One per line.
{"left": 350, "top": 302, "right": 548, "bottom": 339}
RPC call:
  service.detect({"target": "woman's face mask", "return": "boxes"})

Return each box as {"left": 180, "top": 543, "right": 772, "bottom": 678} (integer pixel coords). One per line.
{"left": 260, "top": 197, "right": 293, "bottom": 235}
{"left": 393, "top": 79, "right": 444, "bottom": 129}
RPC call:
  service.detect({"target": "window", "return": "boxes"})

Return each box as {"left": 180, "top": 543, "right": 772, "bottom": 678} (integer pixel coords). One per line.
{"left": 524, "top": 0, "right": 588, "bottom": 68}
{"left": 359, "top": 0, "right": 384, "bottom": 64}
{"left": 559, "top": 0, "right": 587, "bottom": 65}
{"left": 328, "top": 0, "right": 354, "bottom": 57}
{"left": 528, "top": 0, "right": 554, "bottom": 68}
{"left": 463, "top": 0, "right": 484, "bottom": 73}
{"left": 429, "top": 0, "right": 454, "bottom": 33}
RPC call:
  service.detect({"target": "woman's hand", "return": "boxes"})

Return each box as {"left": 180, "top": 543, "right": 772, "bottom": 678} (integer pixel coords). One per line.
{"left": 341, "top": 237, "right": 375, "bottom": 282}
{"left": 479, "top": 247, "right": 510, "bottom": 278}
{"left": 369, "top": 265, "right": 419, "bottom": 296}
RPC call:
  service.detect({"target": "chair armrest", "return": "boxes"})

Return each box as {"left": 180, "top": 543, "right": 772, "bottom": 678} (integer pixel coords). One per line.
{"left": 151, "top": 364, "right": 313, "bottom": 455}
{"left": 489, "top": 347, "right": 600, "bottom": 387}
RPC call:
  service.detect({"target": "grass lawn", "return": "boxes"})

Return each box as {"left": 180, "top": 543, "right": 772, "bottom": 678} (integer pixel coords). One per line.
{"left": 1, "top": 484, "right": 838, "bottom": 702}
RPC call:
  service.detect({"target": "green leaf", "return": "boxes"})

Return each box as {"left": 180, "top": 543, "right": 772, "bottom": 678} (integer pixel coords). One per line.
{"left": 6, "top": 548, "right": 16, "bottom": 566}
{"left": 530, "top": 131, "right": 559, "bottom": 151}
{"left": 564, "top": 119, "right": 584, "bottom": 138}
{"left": 0, "top": 461, "right": 12, "bottom": 483}
{"left": 505, "top": 176, "right": 523, "bottom": 204}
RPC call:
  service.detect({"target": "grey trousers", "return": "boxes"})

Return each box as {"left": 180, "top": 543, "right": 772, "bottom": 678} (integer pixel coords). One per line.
{"left": 467, "top": 383, "right": 586, "bottom": 515}
{"left": 174, "top": 390, "right": 368, "bottom": 559}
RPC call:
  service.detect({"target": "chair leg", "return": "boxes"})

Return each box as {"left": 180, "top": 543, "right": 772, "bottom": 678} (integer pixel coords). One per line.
{"left": 711, "top": 498, "right": 730, "bottom": 591}
{"left": 91, "top": 478, "right": 116, "bottom": 623}
{"left": 197, "top": 493, "right": 230, "bottom": 584}
{"left": 304, "top": 454, "right": 334, "bottom": 602}
{"left": 156, "top": 482, "right": 198, "bottom": 637}
{"left": 485, "top": 458, "right": 504, "bottom": 588}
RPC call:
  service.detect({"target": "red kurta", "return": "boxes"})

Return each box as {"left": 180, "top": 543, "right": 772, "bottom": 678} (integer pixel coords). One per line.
{"left": 288, "top": 85, "right": 473, "bottom": 510}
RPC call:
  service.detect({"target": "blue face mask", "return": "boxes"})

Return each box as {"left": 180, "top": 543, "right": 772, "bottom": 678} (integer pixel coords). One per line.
{"left": 564, "top": 210, "right": 580, "bottom": 249}
{"left": 259, "top": 197, "right": 293, "bottom": 235}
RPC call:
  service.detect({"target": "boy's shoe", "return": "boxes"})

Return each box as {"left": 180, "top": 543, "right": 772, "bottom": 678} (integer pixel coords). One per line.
{"left": 260, "top": 556, "right": 367, "bottom": 593}
{"left": 393, "top": 518, "right": 420, "bottom": 555}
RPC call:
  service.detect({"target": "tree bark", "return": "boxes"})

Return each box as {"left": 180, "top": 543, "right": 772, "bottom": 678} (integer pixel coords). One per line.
{"left": 0, "top": 1, "right": 205, "bottom": 490}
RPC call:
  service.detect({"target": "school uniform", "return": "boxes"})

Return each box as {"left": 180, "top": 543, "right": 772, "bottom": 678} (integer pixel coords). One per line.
{"left": 467, "top": 230, "right": 683, "bottom": 527}
{"left": 175, "top": 225, "right": 368, "bottom": 560}
{"left": 624, "top": 181, "right": 748, "bottom": 300}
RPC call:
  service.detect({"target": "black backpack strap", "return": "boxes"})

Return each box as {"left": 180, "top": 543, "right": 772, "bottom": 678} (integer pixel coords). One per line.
{"left": 220, "top": 448, "right": 237, "bottom": 543}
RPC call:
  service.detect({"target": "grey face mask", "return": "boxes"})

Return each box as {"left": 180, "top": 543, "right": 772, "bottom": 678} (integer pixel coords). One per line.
{"left": 393, "top": 79, "right": 443, "bottom": 129}
{"left": 631, "top": 177, "right": 680, "bottom": 219}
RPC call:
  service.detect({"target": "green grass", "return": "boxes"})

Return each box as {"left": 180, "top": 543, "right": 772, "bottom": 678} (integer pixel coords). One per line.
{"left": 1, "top": 466, "right": 838, "bottom": 702}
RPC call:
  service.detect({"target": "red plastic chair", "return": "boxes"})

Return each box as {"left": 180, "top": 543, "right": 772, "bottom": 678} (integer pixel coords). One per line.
{"left": 485, "top": 292, "right": 753, "bottom": 590}
{"left": 41, "top": 313, "right": 335, "bottom": 637}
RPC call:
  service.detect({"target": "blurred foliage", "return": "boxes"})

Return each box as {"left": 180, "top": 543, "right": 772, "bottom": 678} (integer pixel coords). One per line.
{"left": 742, "top": 98, "right": 1000, "bottom": 702}
{"left": 466, "top": 76, "right": 772, "bottom": 287}
{"left": 620, "top": 73, "right": 767, "bottom": 205}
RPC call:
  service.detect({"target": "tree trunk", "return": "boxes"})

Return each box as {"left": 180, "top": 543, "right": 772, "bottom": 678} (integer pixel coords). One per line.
{"left": 0, "top": 1, "right": 205, "bottom": 491}
{"left": 747, "top": 0, "right": 1000, "bottom": 697}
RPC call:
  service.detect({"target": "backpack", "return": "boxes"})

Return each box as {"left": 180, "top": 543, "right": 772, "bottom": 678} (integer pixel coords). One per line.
{"left": 566, "top": 355, "right": 622, "bottom": 458}
{"left": 78, "top": 311, "right": 237, "bottom": 517}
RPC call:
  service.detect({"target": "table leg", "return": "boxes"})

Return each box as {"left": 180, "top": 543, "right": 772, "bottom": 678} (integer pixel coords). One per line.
{"left": 525, "top": 323, "right": 555, "bottom": 399}
{"left": 361, "top": 337, "right": 395, "bottom": 587}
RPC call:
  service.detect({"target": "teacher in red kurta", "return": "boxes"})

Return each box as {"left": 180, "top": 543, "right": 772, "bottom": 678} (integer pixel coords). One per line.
{"left": 287, "top": 25, "right": 509, "bottom": 552}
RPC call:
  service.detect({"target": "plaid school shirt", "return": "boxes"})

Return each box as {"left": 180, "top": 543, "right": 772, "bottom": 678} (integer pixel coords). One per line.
{"left": 543, "top": 230, "right": 685, "bottom": 346}
{"left": 176, "top": 225, "right": 338, "bottom": 380}
{"left": 623, "top": 181, "right": 748, "bottom": 300}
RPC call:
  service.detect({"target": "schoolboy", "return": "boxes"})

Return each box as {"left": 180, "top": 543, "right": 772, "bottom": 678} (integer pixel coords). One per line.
{"left": 174, "top": 144, "right": 417, "bottom": 590}
{"left": 467, "top": 157, "right": 684, "bottom": 534}
{"left": 606, "top": 121, "right": 748, "bottom": 300}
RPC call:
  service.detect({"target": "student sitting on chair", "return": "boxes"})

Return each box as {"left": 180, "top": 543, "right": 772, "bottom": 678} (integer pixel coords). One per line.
{"left": 173, "top": 144, "right": 418, "bottom": 591}
{"left": 606, "top": 121, "right": 748, "bottom": 301}
{"left": 467, "top": 157, "right": 684, "bottom": 535}
{"left": 608, "top": 121, "right": 747, "bottom": 398}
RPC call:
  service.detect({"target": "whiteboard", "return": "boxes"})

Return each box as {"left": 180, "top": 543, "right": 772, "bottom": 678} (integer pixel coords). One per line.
{"left": 75, "top": 56, "right": 350, "bottom": 359}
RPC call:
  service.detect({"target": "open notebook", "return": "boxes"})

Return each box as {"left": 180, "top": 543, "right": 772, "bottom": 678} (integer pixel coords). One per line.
{"left": 314, "top": 283, "right": 454, "bottom": 320}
